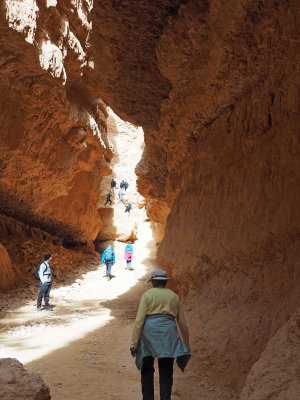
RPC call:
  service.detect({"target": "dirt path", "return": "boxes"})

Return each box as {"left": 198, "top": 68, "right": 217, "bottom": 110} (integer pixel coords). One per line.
{"left": 0, "top": 112, "right": 203, "bottom": 399}
{"left": 0, "top": 223, "right": 199, "bottom": 399}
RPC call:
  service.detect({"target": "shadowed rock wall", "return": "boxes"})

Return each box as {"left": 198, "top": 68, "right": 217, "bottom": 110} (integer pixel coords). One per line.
{"left": 90, "top": 0, "right": 300, "bottom": 398}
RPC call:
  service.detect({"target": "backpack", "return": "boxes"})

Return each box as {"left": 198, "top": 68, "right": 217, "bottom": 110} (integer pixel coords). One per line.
{"left": 105, "top": 247, "right": 113, "bottom": 261}
{"left": 124, "top": 182, "right": 129, "bottom": 189}
{"left": 125, "top": 244, "right": 133, "bottom": 252}
{"left": 35, "top": 262, "right": 46, "bottom": 280}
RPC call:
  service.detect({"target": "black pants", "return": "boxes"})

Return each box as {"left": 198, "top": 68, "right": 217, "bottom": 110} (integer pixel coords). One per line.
{"left": 37, "top": 282, "right": 52, "bottom": 307}
{"left": 105, "top": 199, "right": 112, "bottom": 205}
{"left": 141, "top": 356, "right": 174, "bottom": 400}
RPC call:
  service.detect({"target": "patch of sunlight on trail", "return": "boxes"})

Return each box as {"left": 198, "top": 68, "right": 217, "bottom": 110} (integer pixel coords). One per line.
{"left": 0, "top": 222, "right": 156, "bottom": 365}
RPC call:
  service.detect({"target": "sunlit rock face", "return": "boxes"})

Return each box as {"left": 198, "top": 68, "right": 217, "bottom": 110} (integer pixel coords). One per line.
{"left": 0, "top": 0, "right": 110, "bottom": 250}
{"left": 96, "top": 109, "right": 146, "bottom": 243}
{"left": 91, "top": 0, "right": 300, "bottom": 397}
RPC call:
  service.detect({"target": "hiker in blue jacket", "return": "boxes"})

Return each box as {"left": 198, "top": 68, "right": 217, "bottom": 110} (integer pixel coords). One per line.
{"left": 101, "top": 245, "right": 115, "bottom": 281}
{"left": 125, "top": 201, "right": 131, "bottom": 215}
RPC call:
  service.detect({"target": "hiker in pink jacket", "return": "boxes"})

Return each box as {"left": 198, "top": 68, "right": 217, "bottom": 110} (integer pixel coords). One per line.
{"left": 124, "top": 243, "right": 134, "bottom": 270}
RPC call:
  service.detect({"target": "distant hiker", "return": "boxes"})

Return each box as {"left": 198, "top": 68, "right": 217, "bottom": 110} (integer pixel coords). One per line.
{"left": 124, "top": 181, "right": 129, "bottom": 191}
{"left": 101, "top": 245, "right": 115, "bottom": 281}
{"left": 37, "top": 254, "right": 53, "bottom": 311}
{"left": 130, "top": 270, "right": 191, "bottom": 400}
{"left": 111, "top": 178, "right": 116, "bottom": 192}
{"left": 124, "top": 243, "right": 133, "bottom": 270}
{"left": 118, "top": 188, "right": 125, "bottom": 203}
{"left": 120, "top": 180, "right": 125, "bottom": 190}
{"left": 125, "top": 201, "right": 131, "bottom": 215}
{"left": 105, "top": 191, "right": 112, "bottom": 206}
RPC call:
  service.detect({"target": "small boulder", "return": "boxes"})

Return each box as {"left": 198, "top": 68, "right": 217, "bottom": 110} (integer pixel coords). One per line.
{"left": 0, "top": 358, "right": 51, "bottom": 400}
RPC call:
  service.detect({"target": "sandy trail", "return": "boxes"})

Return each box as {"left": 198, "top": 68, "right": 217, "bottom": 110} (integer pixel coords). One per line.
{"left": 0, "top": 223, "right": 153, "bottom": 398}
{"left": 0, "top": 112, "right": 202, "bottom": 399}
{"left": 0, "top": 223, "right": 200, "bottom": 399}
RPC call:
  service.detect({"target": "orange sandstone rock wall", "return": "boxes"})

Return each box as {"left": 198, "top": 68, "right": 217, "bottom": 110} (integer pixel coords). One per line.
{"left": 0, "top": 243, "right": 14, "bottom": 291}
{"left": 90, "top": 0, "right": 300, "bottom": 398}
{"left": 0, "top": 1, "right": 111, "bottom": 248}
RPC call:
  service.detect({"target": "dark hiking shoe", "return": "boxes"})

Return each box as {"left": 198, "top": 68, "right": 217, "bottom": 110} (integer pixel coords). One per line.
{"left": 37, "top": 306, "right": 42, "bottom": 311}
{"left": 44, "top": 306, "right": 53, "bottom": 311}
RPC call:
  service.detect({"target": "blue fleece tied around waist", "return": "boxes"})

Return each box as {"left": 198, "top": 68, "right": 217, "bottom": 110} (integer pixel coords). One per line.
{"left": 135, "top": 314, "right": 191, "bottom": 372}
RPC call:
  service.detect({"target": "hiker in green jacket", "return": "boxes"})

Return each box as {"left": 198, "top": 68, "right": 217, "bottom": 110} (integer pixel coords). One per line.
{"left": 130, "top": 270, "right": 191, "bottom": 400}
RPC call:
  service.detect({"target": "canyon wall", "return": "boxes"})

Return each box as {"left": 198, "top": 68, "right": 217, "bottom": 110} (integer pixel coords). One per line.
{"left": 0, "top": 0, "right": 113, "bottom": 247}
{"left": 91, "top": 0, "right": 300, "bottom": 398}
{"left": 0, "top": 0, "right": 299, "bottom": 398}
{"left": 0, "top": 0, "right": 114, "bottom": 286}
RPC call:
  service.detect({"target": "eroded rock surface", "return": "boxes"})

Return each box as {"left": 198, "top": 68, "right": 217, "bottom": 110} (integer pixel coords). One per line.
{"left": 0, "top": 358, "right": 51, "bottom": 399}
{"left": 1, "top": 0, "right": 300, "bottom": 398}
{"left": 0, "top": 0, "right": 110, "bottom": 249}
{"left": 90, "top": 0, "right": 300, "bottom": 397}
{"left": 240, "top": 307, "right": 300, "bottom": 400}
{"left": 0, "top": 243, "right": 14, "bottom": 291}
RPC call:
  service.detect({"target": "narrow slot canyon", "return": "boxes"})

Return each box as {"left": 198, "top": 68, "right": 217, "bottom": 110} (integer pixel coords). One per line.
{"left": 0, "top": 1, "right": 300, "bottom": 400}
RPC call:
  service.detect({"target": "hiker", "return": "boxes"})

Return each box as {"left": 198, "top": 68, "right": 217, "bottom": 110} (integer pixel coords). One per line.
{"left": 124, "top": 181, "right": 129, "bottom": 191}
{"left": 125, "top": 201, "right": 131, "bottom": 215}
{"left": 130, "top": 270, "right": 191, "bottom": 400}
{"left": 101, "top": 245, "right": 115, "bottom": 281}
{"left": 118, "top": 187, "right": 125, "bottom": 203}
{"left": 120, "top": 180, "right": 125, "bottom": 190}
{"left": 37, "top": 254, "right": 53, "bottom": 311}
{"left": 111, "top": 178, "right": 116, "bottom": 192}
{"left": 124, "top": 243, "right": 133, "bottom": 269}
{"left": 105, "top": 191, "right": 112, "bottom": 206}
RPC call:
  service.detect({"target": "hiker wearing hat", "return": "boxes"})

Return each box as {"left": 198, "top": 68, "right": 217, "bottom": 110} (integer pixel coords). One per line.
{"left": 130, "top": 270, "right": 191, "bottom": 400}
{"left": 37, "top": 254, "right": 53, "bottom": 311}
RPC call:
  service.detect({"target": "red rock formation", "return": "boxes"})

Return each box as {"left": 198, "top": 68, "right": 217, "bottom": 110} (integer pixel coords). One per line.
{"left": 90, "top": 0, "right": 300, "bottom": 397}
{"left": 0, "top": 1, "right": 111, "bottom": 248}
{"left": 0, "top": 243, "right": 14, "bottom": 290}
{"left": 1, "top": 0, "right": 300, "bottom": 397}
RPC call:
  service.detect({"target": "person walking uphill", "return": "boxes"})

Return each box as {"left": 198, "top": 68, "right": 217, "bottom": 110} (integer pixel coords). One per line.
{"left": 101, "top": 245, "right": 115, "bottom": 281}
{"left": 110, "top": 178, "right": 116, "bottom": 192}
{"left": 105, "top": 191, "right": 112, "bottom": 206}
{"left": 130, "top": 270, "right": 191, "bottom": 400}
{"left": 125, "top": 201, "right": 131, "bottom": 215}
{"left": 37, "top": 254, "right": 53, "bottom": 311}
